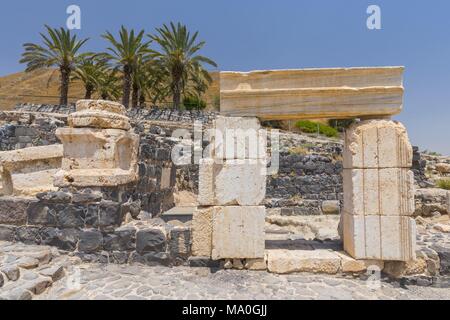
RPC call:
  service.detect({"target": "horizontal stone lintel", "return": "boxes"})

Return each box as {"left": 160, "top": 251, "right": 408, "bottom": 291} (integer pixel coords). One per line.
{"left": 220, "top": 67, "right": 404, "bottom": 121}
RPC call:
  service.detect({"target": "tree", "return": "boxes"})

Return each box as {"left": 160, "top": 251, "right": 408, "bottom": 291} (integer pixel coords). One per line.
{"left": 20, "top": 25, "right": 89, "bottom": 105}
{"left": 185, "top": 64, "right": 213, "bottom": 99}
{"left": 131, "top": 55, "right": 152, "bottom": 108}
{"left": 72, "top": 57, "right": 109, "bottom": 99}
{"left": 150, "top": 22, "right": 217, "bottom": 109}
{"left": 97, "top": 69, "right": 121, "bottom": 101}
{"left": 101, "top": 26, "right": 151, "bottom": 108}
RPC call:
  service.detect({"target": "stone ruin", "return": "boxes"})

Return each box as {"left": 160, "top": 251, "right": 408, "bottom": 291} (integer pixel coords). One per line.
{"left": 191, "top": 67, "right": 420, "bottom": 272}
{"left": 0, "top": 67, "right": 449, "bottom": 283}
{"left": 54, "top": 99, "right": 139, "bottom": 188}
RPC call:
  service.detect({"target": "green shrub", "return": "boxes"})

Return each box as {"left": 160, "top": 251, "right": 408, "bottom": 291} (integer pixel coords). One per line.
{"left": 328, "top": 119, "right": 356, "bottom": 132}
{"left": 437, "top": 179, "right": 450, "bottom": 190}
{"left": 295, "top": 120, "right": 339, "bottom": 138}
{"left": 183, "top": 96, "right": 207, "bottom": 110}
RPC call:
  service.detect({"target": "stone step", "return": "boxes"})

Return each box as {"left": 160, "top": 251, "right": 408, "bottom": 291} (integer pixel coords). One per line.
{"left": 266, "top": 249, "right": 384, "bottom": 275}
{"left": 161, "top": 206, "right": 195, "bottom": 223}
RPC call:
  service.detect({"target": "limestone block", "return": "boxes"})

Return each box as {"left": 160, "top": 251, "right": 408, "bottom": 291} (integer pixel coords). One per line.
{"left": 221, "top": 67, "right": 404, "bottom": 91}
{"left": 342, "top": 212, "right": 416, "bottom": 261}
{"left": 436, "top": 163, "right": 450, "bottom": 175}
{"left": 215, "top": 160, "right": 267, "bottom": 206}
{"left": 220, "top": 68, "right": 404, "bottom": 120}
{"left": 76, "top": 99, "right": 127, "bottom": 115}
{"left": 54, "top": 168, "right": 138, "bottom": 188}
{"left": 69, "top": 111, "right": 131, "bottom": 130}
{"left": 321, "top": 200, "right": 341, "bottom": 215}
{"left": 343, "top": 168, "right": 415, "bottom": 216}
{"left": 336, "top": 252, "right": 385, "bottom": 273}
{"left": 198, "top": 158, "right": 267, "bottom": 206}
{"left": 245, "top": 258, "right": 267, "bottom": 271}
{"left": 267, "top": 249, "right": 341, "bottom": 275}
{"left": 55, "top": 127, "right": 139, "bottom": 187}
{"left": 447, "top": 191, "right": 450, "bottom": 214}
{"left": 0, "top": 145, "right": 63, "bottom": 196}
{"left": 192, "top": 207, "right": 213, "bottom": 257}
{"left": 0, "top": 145, "right": 63, "bottom": 170}
{"left": 212, "top": 206, "right": 265, "bottom": 260}
{"left": 11, "top": 169, "right": 59, "bottom": 196}
{"left": 70, "top": 100, "right": 130, "bottom": 130}
{"left": 337, "top": 252, "right": 367, "bottom": 273}
{"left": 383, "top": 259, "right": 427, "bottom": 278}
{"left": 344, "top": 120, "right": 412, "bottom": 169}
{"left": 160, "top": 166, "right": 174, "bottom": 189}
{"left": 198, "top": 159, "right": 215, "bottom": 206}
{"left": 213, "top": 116, "right": 267, "bottom": 160}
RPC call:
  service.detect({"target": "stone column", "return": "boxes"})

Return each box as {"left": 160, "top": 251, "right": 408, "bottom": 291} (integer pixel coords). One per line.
{"left": 192, "top": 116, "right": 267, "bottom": 262}
{"left": 54, "top": 100, "right": 139, "bottom": 188}
{"left": 342, "top": 120, "right": 416, "bottom": 261}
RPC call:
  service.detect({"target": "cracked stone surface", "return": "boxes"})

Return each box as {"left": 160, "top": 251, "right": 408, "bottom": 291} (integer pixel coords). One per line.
{"left": 36, "top": 263, "right": 450, "bottom": 300}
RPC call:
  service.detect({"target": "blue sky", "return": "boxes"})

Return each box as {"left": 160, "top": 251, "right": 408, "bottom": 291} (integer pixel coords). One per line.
{"left": 0, "top": 0, "right": 449, "bottom": 155}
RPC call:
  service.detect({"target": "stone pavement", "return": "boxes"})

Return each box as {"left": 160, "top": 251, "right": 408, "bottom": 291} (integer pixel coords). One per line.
{"left": 37, "top": 263, "right": 450, "bottom": 300}
{"left": 0, "top": 242, "right": 76, "bottom": 300}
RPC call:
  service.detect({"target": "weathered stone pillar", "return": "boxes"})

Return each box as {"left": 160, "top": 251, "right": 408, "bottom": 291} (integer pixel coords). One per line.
{"left": 192, "top": 116, "right": 267, "bottom": 262}
{"left": 342, "top": 120, "right": 416, "bottom": 261}
{"left": 54, "top": 100, "right": 139, "bottom": 188}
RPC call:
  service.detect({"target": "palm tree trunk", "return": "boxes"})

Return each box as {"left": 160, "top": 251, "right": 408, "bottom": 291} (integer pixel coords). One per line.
{"left": 85, "top": 84, "right": 94, "bottom": 99}
{"left": 60, "top": 67, "right": 70, "bottom": 106}
{"left": 131, "top": 83, "right": 139, "bottom": 108}
{"left": 122, "top": 65, "right": 132, "bottom": 108}
{"left": 172, "top": 79, "right": 182, "bottom": 110}
{"left": 139, "top": 92, "right": 146, "bottom": 107}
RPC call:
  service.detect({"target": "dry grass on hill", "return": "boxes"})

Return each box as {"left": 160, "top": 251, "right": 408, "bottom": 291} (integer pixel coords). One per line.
{"left": 0, "top": 69, "right": 220, "bottom": 110}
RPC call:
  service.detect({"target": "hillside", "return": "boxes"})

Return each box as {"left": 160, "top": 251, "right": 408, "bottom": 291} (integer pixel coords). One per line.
{"left": 0, "top": 69, "right": 220, "bottom": 110}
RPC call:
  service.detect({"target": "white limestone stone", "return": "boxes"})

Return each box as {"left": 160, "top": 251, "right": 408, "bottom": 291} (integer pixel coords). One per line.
{"left": 211, "top": 206, "right": 266, "bottom": 260}
{"left": 0, "top": 145, "right": 63, "bottom": 196}
{"left": 70, "top": 99, "right": 130, "bottom": 130}
{"left": 198, "top": 158, "right": 215, "bottom": 206}
{"left": 245, "top": 258, "right": 267, "bottom": 271}
{"left": 220, "top": 68, "right": 405, "bottom": 121}
{"left": 215, "top": 159, "right": 267, "bottom": 206}
{"left": 343, "top": 168, "right": 415, "bottom": 216}
{"left": 53, "top": 168, "right": 138, "bottom": 188}
{"left": 56, "top": 128, "right": 139, "bottom": 172}
{"left": 191, "top": 207, "right": 214, "bottom": 257}
{"left": 344, "top": 120, "right": 412, "bottom": 169}
{"left": 266, "top": 249, "right": 341, "bottom": 275}
{"left": 213, "top": 116, "right": 267, "bottom": 160}
{"left": 76, "top": 99, "right": 127, "bottom": 115}
{"left": 69, "top": 111, "right": 131, "bottom": 130}
{"left": 54, "top": 100, "right": 139, "bottom": 188}
{"left": 160, "top": 167, "right": 173, "bottom": 189}
{"left": 342, "top": 212, "right": 416, "bottom": 261}
{"left": 11, "top": 169, "right": 59, "bottom": 196}
{"left": 198, "top": 159, "right": 267, "bottom": 206}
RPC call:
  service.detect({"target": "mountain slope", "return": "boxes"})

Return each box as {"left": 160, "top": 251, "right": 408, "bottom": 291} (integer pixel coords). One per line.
{"left": 0, "top": 69, "right": 219, "bottom": 110}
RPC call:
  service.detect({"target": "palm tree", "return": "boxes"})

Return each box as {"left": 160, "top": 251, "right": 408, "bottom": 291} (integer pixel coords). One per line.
{"left": 186, "top": 64, "right": 213, "bottom": 99}
{"left": 150, "top": 22, "right": 217, "bottom": 109}
{"left": 72, "top": 57, "right": 109, "bottom": 99}
{"left": 97, "top": 69, "right": 121, "bottom": 101}
{"left": 131, "top": 55, "right": 151, "bottom": 108}
{"left": 101, "top": 26, "right": 151, "bottom": 108}
{"left": 145, "top": 60, "right": 170, "bottom": 105}
{"left": 20, "top": 25, "right": 89, "bottom": 105}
